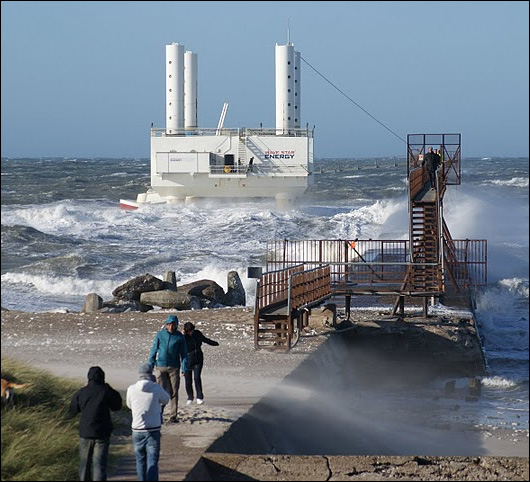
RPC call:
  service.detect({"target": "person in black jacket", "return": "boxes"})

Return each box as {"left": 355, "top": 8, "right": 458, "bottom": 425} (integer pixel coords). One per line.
{"left": 422, "top": 146, "right": 441, "bottom": 188}
{"left": 69, "top": 366, "right": 122, "bottom": 481}
{"left": 183, "top": 322, "right": 219, "bottom": 405}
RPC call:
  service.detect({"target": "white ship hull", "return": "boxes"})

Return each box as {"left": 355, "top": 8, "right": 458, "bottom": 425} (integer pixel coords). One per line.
{"left": 123, "top": 128, "right": 315, "bottom": 209}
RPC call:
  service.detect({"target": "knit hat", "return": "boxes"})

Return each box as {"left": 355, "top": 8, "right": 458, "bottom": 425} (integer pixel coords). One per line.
{"left": 138, "top": 362, "right": 153, "bottom": 375}
{"left": 166, "top": 314, "right": 179, "bottom": 325}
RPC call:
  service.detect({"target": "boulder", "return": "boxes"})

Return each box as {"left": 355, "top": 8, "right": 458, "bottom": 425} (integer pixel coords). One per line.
{"left": 100, "top": 299, "right": 153, "bottom": 313}
{"left": 224, "top": 271, "right": 246, "bottom": 306}
{"left": 140, "top": 290, "right": 179, "bottom": 308}
{"left": 112, "top": 273, "right": 165, "bottom": 301}
{"left": 140, "top": 290, "right": 203, "bottom": 311}
{"left": 178, "top": 279, "right": 226, "bottom": 305}
{"left": 83, "top": 293, "right": 103, "bottom": 312}
{"left": 163, "top": 271, "right": 177, "bottom": 291}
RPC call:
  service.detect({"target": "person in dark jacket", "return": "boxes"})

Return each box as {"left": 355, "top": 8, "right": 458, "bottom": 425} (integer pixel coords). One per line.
{"left": 183, "top": 321, "right": 219, "bottom": 405}
{"left": 148, "top": 314, "right": 188, "bottom": 423}
{"left": 422, "top": 146, "right": 441, "bottom": 188}
{"left": 69, "top": 366, "right": 122, "bottom": 481}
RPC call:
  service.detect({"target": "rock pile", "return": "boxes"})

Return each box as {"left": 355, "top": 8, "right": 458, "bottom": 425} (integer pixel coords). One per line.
{"left": 82, "top": 270, "right": 246, "bottom": 313}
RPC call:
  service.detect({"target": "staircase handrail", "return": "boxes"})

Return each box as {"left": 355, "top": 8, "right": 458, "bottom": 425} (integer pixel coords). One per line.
{"left": 288, "top": 265, "right": 331, "bottom": 314}
{"left": 254, "top": 264, "right": 305, "bottom": 315}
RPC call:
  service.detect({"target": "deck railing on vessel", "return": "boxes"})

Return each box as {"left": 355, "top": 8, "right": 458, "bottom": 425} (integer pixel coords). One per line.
{"left": 209, "top": 164, "right": 310, "bottom": 175}
{"left": 151, "top": 127, "right": 314, "bottom": 138}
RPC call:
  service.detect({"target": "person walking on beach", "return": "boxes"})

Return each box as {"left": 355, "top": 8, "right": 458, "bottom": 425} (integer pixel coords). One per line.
{"left": 68, "top": 366, "right": 123, "bottom": 481}
{"left": 126, "top": 363, "right": 170, "bottom": 481}
{"left": 422, "top": 146, "right": 441, "bottom": 189}
{"left": 148, "top": 314, "right": 188, "bottom": 423}
{"left": 183, "top": 321, "right": 219, "bottom": 405}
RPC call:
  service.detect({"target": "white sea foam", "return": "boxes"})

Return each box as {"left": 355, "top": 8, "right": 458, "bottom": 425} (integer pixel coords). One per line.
{"left": 1, "top": 197, "right": 409, "bottom": 249}
{"left": 498, "top": 278, "right": 529, "bottom": 298}
{"left": 1, "top": 202, "right": 118, "bottom": 239}
{"left": 443, "top": 188, "right": 528, "bottom": 243}
{"left": 475, "top": 279, "right": 529, "bottom": 355}
{"left": 477, "top": 278, "right": 529, "bottom": 312}
{"left": 329, "top": 199, "right": 406, "bottom": 239}
{"left": 481, "top": 376, "right": 519, "bottom": 389}
{"left": 428, "top": 302, "right": 473, "bottom": 317}
{"left": 343, "top": 173, "right": 389, "bottom": 179}
{"left": 1, "top": 272, "right": 120, "bottom": 299}
{"left": 483, "top": 177, "right": 529, "bottom": 188}
{"left": 442, "top": 186, "right": 529, "bottom": 283}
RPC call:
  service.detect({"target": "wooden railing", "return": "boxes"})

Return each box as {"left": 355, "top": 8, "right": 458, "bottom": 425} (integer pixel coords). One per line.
{"left": 254, "top": 264, "right": 331, "bottom": 351}
{"left": 254, "top": 264, "right": 304, "bottom": 316}
{"left": 410, "top": 166, "right": 427, "bottom": 199}
{"left": 288, "top": 265, "right": 331, "bottom": 313}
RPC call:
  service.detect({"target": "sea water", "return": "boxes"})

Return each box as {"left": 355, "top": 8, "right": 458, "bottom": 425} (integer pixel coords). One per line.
{"left": 1, "top": 156, "right": 528, "bottom": 436}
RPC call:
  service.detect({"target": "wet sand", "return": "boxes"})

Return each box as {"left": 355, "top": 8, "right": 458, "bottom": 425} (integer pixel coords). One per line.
{"left": 1, "top": 306, "right": 528, "bottom": 480}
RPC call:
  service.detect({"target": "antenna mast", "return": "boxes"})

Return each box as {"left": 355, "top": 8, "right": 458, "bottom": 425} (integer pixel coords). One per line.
{"left": 287, "top": 17, "right": 290, "bottom": 44}
{"left": 216, "top": 102, "right": 229, "bottom": 135}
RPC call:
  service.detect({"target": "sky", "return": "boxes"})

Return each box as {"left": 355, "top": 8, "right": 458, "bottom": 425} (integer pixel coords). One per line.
{"left": 1, "top": 1, "right": 528, "bottom": 159}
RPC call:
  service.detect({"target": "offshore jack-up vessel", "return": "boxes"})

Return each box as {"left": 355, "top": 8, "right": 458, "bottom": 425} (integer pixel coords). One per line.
{"left": 120, "top": 41, "right": 314, "bottom": 209}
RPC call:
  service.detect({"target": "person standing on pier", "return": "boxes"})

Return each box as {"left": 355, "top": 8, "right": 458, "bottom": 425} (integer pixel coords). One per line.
{"left": 423, "top": 146, "right": 441, "bottom": 189}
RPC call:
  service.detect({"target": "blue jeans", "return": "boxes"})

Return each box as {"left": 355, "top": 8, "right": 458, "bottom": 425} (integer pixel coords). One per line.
{"left": 132, "top": 430, "right": 161, "bottom": 481}
{"left": 78, "top": 437, "right": 110, "bottom": 481}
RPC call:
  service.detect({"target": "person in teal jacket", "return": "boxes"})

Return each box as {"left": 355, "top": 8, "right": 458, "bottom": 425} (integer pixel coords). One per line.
{"left": 148, "top": 314, "right": 188, "bottom": 424}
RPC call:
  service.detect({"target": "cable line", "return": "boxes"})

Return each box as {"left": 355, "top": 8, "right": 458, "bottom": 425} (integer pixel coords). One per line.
{"left": 301, "top": 56, "right": 406, "bottom": 145}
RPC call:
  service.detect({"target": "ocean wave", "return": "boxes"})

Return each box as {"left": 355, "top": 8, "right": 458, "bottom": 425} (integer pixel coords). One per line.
{"left": 498, "top": 278, "right": 529, "bottom": 298}
{"left": 342, "top": 173, "right": 390, "bottom": 179}
{"left": 474, "top": 279, "right": 529, "bottom": 360}
{"left": 429, "top": 303, "right": 472, "bottom": 317}
{"left": 1, "top": 202, "right": 104, "bottom": 238}
{"left": 1, "top": 223, "right": 81, "bottom": 246}
{"left": 481, "top": 376, "right": 519, "bottom": 389}
{"left": 328, "top": 199, "right": 407, "bottom": 239}
{"left": 1, "top": 271, "right": 120, "bottom": 299}
{"left": 443, "top": 188, "right": 529, "bottom": 248}
{"left": 483, "top": 177, "right": 529, "bottom": 188}
{"left": 477, "top": 279, "right": 529, "bottom": 312}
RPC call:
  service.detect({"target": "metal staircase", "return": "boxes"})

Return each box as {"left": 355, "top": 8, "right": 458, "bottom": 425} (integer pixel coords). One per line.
{"left": 255, "top": 312, "right": 292, "bottom": 350}
{"left": 393, "top": 134, "right": 464, "bottom": 311}
{"left": 237, "top": 136, "right": 246, "bottom": 164}
{"left": 410, "top": 201, "right": 440, "bottom": 291}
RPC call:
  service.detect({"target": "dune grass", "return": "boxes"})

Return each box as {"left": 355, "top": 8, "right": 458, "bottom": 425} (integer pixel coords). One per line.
{"left": 1, "top": 357, "right": 129, "bottom": 481}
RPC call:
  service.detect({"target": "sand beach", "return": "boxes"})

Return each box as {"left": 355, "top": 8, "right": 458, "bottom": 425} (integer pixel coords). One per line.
{"left": 1, "top": 304, "right": 528, "bottom": 480}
